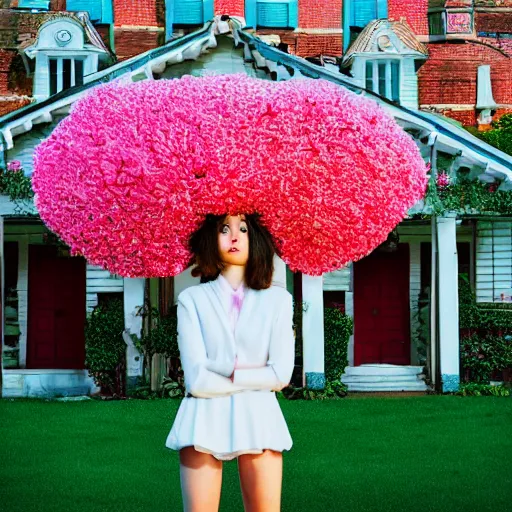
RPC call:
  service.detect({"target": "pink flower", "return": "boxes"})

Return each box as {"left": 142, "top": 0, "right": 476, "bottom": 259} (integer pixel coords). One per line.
{"left": 32, "top": 75, "right": 428, "bottom": 277}
{"left": 437, "top": 172, "right": 450, "bottom": 189}
{"left": 7, "top": 160, "right": 22, "bottom": 171}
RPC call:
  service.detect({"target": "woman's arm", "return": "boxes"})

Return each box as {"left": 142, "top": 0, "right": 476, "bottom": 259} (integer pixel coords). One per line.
{"left": 232, "top": 293, "right": 295, "bottom": 392}
{"left": 177, "top": 291, "right": 247, "bottom": 398}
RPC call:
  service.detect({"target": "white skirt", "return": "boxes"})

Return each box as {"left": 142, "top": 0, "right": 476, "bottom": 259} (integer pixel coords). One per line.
{"left": 165, "top": 389, "right": 293, "bottom": 461}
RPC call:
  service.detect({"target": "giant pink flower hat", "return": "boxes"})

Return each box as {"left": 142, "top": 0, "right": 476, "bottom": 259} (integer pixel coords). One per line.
{"left": 32, "top": 74, "right": 428, "bottom": 277}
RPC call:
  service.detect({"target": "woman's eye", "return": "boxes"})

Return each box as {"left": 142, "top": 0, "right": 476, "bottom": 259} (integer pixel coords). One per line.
{"left": 240, "top": 226, "right": 248, "bottom": 233}
{"left": 221, "top": 227, "right": 229, "bottom": 234}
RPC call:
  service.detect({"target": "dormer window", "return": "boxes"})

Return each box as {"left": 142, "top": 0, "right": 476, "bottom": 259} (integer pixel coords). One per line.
{"left": 365, "top": 59, "right": 400, "bottom": 103}
{"left": 22, "top": 18, "right": 109, "bottom": 99}
{"left": 49, "top": 57, "right": 85, "bottom": 95}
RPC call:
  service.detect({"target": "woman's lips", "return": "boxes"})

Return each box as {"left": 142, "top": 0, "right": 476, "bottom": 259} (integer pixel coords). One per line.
{"left": 229, "top": 248, "right": 239, "bottom": 253}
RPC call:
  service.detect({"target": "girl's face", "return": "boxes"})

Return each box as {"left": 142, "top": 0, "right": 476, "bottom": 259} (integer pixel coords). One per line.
{"left": 218, "top": 214, "right": 249, "bottom": 267}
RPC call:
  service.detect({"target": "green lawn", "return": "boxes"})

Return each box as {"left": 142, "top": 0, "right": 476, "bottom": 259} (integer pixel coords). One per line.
{"left": 1, "top": 395, "right": 511, "bottom": 512}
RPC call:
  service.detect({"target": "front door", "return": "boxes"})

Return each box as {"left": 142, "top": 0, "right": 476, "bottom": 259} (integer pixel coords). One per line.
{"left": 27, "top": 245, "right": 86, "bottom": 369}
{"left": 354, "top": 243, "right": 410, "bottom": 365}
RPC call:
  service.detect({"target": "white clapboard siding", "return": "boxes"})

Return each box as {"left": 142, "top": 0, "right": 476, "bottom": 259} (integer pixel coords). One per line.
{"left": 86, "top": 263, "right": 124, "bottom": 313}
{"left": 323, "top": 263, "right": 352, "bottom": 291}
{"left": 476, "top": 220, "right": 512, "bottom": 303}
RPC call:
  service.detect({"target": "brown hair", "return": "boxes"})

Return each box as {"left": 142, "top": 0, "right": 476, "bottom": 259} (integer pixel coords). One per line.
{"left": 189, "top": 213, "right": 275, "bottom": 290}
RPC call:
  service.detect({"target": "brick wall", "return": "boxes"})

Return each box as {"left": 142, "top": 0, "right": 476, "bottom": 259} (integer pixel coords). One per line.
{"left": 215, "top": 0, "right": 244, "bottom": 16}
{"left": 0, "top": 97, "right": 32, "bottom": 117}
{"left": 388, "top": 0, "right": 429, "bottom": 35}
{"left": 113, "top": 0, "right": 164, "bottom": 27}
{"left": 298, "top": 0, "right": 342, "bottom": 29}
{"left": 439, "top": 109, "right": 477, "bottom": 126}
{"left": 480, "top": 37, "right": 512, "bottom": 58}
{"left": 418, "top": 42, "right": 509, "bottom": 106}
{"left": 114, "top": 29, "right": 164, "bottom": 60}
{"left": 296, "top": 33, "right": 343, "bottom": 57}
{"left": 0, "top": 50, "right": 16, "bottom": 95}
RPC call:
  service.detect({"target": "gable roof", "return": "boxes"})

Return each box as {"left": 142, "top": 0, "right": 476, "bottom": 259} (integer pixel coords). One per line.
{"left": 0, "top": 9, "right": 109, "bottom": 53}
{"left": 341, "top": 18, "right": 428, "bottom": 68}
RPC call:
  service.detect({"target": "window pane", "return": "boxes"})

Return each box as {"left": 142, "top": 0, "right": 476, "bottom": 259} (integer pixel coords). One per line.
{"left": 378, "top": 61, "right": 386, "bottom": 96}
{"left": 365, "top": 60, "right": 373, "bottom": 91}
{"left": 63, "top": 59, "right": 71, "bottom": 91}
{"left": 75, "top": 59, "right": 84, "bottom": 87}
{"left": 428, "top": 12, "right": 445, "bottom": 36}
{"left": 391, "top": 60, "right": 400, "bottom": 102}
{"left": 49, "top": 58, "right": 57, "bottom": 95}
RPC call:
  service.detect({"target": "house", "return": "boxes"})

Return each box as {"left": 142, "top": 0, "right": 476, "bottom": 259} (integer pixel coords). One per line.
{"left": 1, "top": 2, "right": 511, "bottom": 398}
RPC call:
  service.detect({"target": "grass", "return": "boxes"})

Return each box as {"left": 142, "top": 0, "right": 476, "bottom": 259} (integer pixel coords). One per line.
{"left": 1, "top": 395, "right": 511, "bottom": 512}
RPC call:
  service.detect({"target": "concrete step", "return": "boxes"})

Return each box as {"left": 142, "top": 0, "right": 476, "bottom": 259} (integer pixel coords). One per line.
{"left": 344, "top": 381, "right": 430, "bottom": 392}
{"left": 343, "top": 364, "right": 425, "bottom": 376}
{"left": 341, "top": 374, "right": 426, "bottom": 383}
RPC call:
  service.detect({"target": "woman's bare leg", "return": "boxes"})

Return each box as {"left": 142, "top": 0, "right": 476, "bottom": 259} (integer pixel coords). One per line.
{"left": 179, "top": 446, "right": 223, "bottom": 512}
{"left": 237, "top": 450, "right": 283, "bottom": 512}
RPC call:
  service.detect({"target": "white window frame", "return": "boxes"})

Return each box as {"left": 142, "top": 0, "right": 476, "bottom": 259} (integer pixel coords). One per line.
{"left": 364, "top": 58, "right": 401, "bottom": 102}
{"left": 48, "top": 56, "right": 86, "bottom": 95}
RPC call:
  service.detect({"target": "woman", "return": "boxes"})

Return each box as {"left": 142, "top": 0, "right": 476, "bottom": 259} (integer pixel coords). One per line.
{"left": 165, "top": 212, "right": 295, "bottom": 512}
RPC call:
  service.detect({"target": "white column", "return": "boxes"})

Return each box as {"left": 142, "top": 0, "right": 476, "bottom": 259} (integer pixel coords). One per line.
{"left": 302, "top": 274, "right": 325, "bottom": 389}
{"left": 437, "top": 215, "right": 460, "bottom": 392}
{"left": 123, "top": 278, "right": 145, "bottom": 387}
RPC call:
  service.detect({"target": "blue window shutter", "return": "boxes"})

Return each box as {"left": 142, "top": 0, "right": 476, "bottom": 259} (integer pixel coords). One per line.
{"left": 256, "top": 0, "right": 297, "bottom": 29}
{"left": 18, "top": 0, "right": 50, "bottom": 9}
{"left": 66, "top": 1, "right": 102, "bottom": 23}
{"left": 203, "top": 0, "right": 214, "bottom": 21}
{"left": 18, "top": 1, "right": 50, "bottom": 9}
{"left": 174, "top": 0, "right": 203, "bottom": 25}
{"left": 245, "top": 0, "right": 257, "bottom": 29}
{"left": 288, "top": 0, "right": 298, "bottom": 29}
{"left": 165, "top": 0, "right": 174, "bottom": 41}
{"left": 351, "top": 0, "right": 377, "bottom": 27}
{"left": 101, "top": 0, "right": 113, "bottom": 24}
{"left": 377, "top": 0, "right": 388, "bottom": 19}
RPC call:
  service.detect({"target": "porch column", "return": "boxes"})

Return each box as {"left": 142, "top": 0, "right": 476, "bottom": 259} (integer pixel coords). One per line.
{"left": 302, "top": 274, "right": 325, "bottom": 389}
{"left": 123, "top": 277, "right": 145, "bottom": 389}
{"left": 436, "top": 215, "right": 460, "bottom": 392}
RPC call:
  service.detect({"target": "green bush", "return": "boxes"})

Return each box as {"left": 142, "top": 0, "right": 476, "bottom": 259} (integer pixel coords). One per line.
{"left": 280, "top": 307, "right": 352, "bottom": 400}
{"left": 459, "top": 274, "right": 512, "bottom": 383}
{"left": 324, "top": 307, "right": 353, "bottom": 384}
{"left": 455, "top": 382, "right": 510, "bottom": 397}
{"left": 85, "top": 297, "right": 126, "bottom": 396}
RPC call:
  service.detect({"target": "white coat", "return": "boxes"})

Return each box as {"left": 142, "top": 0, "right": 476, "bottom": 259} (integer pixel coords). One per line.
{"left": 165, "top": 277, "right": 295, "bottom": 460}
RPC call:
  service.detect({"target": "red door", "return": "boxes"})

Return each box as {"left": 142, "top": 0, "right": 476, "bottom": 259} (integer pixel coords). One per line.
{"left": 27, "top": 245, "right": 86, "bottom": 369}
{"left": 354, "top": 243, "right": 410, "bottom": 366}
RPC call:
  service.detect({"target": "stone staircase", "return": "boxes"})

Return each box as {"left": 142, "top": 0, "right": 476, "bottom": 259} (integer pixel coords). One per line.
{"left": 340, "top": 364, "right": 432, "bottom": 392}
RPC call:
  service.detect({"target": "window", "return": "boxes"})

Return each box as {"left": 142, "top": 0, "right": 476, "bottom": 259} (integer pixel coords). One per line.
{"left": 365, "top": 59, "right": 400, "bottom": 102}
{"left": 343, "top": 0, "right": 387, "bottom": 51}
{"left": 66, "top": 0, "right": 113, "bottom": 24}
{"left": 172, "top": 0, "right": 214, "bottom": 26}
{"left": 49, "top": 57, "right": 85, "bottom": 95}
{"left": 350, "top": 0, "right": 387, "bottom": 28}
{"left": 476, "top": 221, "right": 512, "bottom": 303}
{"left": 428, "top": 12, "right": 446, "bottom": 36}
{"left": 246, "top": 0, "right": 298, "bottom": 30}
